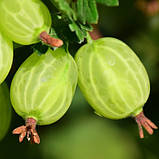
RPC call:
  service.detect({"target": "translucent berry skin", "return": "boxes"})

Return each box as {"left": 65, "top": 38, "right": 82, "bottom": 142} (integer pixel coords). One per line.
{"left": 75, "top": 38, "right": 150, "bottom": 119}
{"left": 0, "top": 0, "right": 51, "bottom": 45}
{"left": 0, "top": 82, "right": 12, "bottom": 141}
{"left": 0, "top": 32, "right": 13, "bottom": 84}
{"left": 10, "top": 48, "right": 78, "bottom": 125}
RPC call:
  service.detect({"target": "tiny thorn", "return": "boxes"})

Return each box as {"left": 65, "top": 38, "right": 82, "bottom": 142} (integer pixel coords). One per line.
{"left": 39, "top": 31, "right": 63, "bottom": 47}
{"left": 13, "top": 118, "right": 40, "bottom": 144}
{"left": 134, "top": 111, "right": 158, "bottom": 138}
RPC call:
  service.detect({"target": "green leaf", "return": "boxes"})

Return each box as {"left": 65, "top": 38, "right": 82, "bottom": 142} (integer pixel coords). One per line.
{"left": 77, "top": 0, "right": 98, "bottom": 24}
{"left": 96, "top": 0, "right": 119, "bottom": 6}
{"left": 48, "top": 0, "right": 94, "bottom": 43}
{"left": 50, "top": 13, "right": 76, "bottom": 42}
{"left": 49, "top": 0, "right": 77, "bottom": 20}
{"left": 69, "top": 22, "right": 87, "bottom": 43}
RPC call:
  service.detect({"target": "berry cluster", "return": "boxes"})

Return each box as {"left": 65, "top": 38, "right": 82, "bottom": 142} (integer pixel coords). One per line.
{"left": 0, "top": 0, "right": 157, "bottom": 144}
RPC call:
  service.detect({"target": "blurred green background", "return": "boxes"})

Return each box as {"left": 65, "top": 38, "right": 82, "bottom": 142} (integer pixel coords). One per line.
{"left": 1, "top": 0, "right": 159, "bottom": 159}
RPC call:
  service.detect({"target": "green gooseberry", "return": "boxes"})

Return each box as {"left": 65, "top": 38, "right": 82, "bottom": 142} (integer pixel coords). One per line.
{"left": 0, "top": 82, "right": 12, "bottom": 141}
{"left": 75, "top": 37, "right": 158, "bottom": 138}
{"left": 10, "top": 48, "right": 78, "bottom": 144}
{"left": 0, "top": 32, "right": 13, "bottom": 84}
{"left": 0, "top": 0, "right": 63, "bottom": 47}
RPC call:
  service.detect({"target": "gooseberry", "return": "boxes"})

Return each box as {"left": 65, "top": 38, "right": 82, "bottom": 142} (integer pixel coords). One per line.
{"left": 0, "top": 0, "right": 63, "bottom": 47}
{"left": 75, "top": 37, "right": 157, "bottom": 138}
{"left": 11, "top": 48, "right": 78, "bottom": 144}
{"left": 0, "top": 32, "right": 13, "bottom": 84}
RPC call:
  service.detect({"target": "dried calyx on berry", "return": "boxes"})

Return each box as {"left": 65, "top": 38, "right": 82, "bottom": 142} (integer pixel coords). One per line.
{"left": 13, "top": 118, "right": 40, "bottom": 144}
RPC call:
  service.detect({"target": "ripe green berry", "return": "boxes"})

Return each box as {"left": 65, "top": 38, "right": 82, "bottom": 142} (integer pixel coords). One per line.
{"left": 75, "top": 37, "right": 157, "bottom": 138}
{"left": 0, "top": 0, "right": 63, "bottom": 47}
{"left": 11, "top": 48, "right": 78, "bottom": 144}
{"left": 0, "top": 82, "right": 12, "bottom": 141}
{"left": 0, "top": 32, "right": 13, "bottom": 84}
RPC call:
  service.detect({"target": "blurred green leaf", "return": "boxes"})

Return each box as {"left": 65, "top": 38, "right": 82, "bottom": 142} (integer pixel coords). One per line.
{"left": 96, "top": 0, "right": 119, "bottom": 6}
{"left": 77, "top": 0, "right": 98, "bottom": 24}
